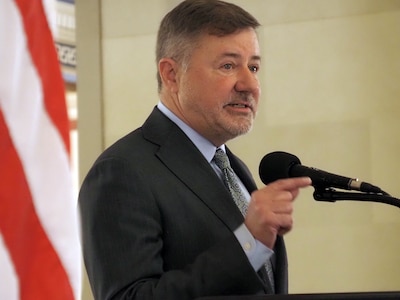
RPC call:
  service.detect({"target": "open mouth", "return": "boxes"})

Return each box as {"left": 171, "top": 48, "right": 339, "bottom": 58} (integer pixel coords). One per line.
{"left": 227, "top": 103, "right": 252, "bottom": 110}
{"left": 230, "top": 103, "right": 248, "bottom": 108}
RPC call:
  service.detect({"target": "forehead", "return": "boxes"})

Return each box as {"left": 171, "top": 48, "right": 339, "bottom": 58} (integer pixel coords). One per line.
{"left": 194, "top": 28, "right": 261, "bottom": 60}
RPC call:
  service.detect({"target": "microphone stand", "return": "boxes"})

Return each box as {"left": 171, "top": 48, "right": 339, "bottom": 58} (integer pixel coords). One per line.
{"left": 313, "top": 187, "right": 400, "bottom": 209}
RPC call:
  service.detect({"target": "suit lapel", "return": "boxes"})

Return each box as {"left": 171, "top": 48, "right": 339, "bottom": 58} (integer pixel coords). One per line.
{"left": 226, "top": 147, "right": 258, "bottom": 194}
{"left": 142, "top": 107, "right": 244, "bottom": 231}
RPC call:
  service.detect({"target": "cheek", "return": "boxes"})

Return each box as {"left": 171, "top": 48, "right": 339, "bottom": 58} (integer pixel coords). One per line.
{"left": 211, "top": 77, "right": 236, "bottom": 96}
{"left": 182, "top": 72, "right": 236, "bottom": 105}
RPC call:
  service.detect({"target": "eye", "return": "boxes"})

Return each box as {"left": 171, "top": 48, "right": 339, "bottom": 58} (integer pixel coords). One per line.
{"left": 222, "top": 63, "right": 233, "bottom": 70}
{"left": 249, "top": 65, "right": 259, "bottom": 73}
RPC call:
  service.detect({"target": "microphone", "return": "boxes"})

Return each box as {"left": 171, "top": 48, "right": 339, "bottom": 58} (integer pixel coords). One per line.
{"left": 259, "top": 151, "right": 386, "bottom": 194}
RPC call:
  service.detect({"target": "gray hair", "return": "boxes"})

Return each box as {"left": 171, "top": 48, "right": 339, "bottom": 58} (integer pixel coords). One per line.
{"left": 155, "top": 0, "right": 260, "bottom": 92}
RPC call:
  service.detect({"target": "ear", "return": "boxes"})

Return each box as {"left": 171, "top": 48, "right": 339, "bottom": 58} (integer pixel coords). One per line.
{"left": 159, "top": 58, "right": 179, "bottom": 93}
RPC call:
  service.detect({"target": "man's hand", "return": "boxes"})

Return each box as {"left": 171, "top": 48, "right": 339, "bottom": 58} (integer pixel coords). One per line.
{"left": 245, "top": 177, "right": 312, "bottom": 249}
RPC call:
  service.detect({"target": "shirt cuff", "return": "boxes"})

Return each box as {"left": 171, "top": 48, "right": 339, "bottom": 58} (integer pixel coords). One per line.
{"left": 234, "top": 223, "right": 274, "bottom": 271}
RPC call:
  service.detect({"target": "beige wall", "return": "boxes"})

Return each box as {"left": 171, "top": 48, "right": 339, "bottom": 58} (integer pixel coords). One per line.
{"left": 77, "top": 1, "right": 400, "bottom": 299}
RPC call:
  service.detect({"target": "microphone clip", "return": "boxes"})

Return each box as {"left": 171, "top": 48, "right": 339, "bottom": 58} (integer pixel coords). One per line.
{"left": 312, "top": 187, "right": 400, "bottom": 209}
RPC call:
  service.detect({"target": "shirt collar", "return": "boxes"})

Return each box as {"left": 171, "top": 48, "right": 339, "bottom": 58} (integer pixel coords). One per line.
{"left": 157, "top": 101, "right": 225, "bottom": 163}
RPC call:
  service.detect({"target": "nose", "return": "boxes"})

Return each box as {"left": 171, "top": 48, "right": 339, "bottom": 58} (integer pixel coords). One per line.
{"left": 235, "top": 67, "right": 260, "bottom": 97}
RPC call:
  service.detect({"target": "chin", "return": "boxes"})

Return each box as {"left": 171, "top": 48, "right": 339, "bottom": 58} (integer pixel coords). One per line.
{"left": 228, "top": 124, "right": 253, "bottom": 139}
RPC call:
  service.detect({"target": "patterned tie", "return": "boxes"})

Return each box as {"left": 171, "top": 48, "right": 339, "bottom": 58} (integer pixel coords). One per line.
{"left": 213, "top": 148, "right": 275, "bottom": 293}
{"left": 213, "top": 148, "right": 248, "bottom": 215}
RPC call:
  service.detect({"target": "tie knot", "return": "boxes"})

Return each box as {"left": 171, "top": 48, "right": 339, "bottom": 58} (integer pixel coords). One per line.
{"left": 213, "top": 148, "right": 230, "bottom": 170}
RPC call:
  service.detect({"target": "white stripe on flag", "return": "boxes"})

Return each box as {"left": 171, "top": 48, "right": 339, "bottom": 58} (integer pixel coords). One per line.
{"left": 0, "top": 234, "right": 19, "bottom": 300}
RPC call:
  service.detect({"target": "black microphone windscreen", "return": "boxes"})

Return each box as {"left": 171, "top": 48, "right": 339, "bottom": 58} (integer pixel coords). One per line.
{"left": 259, "top": 151, "right": 301, "bottom": 185}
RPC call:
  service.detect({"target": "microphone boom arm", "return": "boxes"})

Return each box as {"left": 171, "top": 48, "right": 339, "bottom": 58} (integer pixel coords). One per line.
{"left": 313, "top": 187, "right": 400, "bottom": 209}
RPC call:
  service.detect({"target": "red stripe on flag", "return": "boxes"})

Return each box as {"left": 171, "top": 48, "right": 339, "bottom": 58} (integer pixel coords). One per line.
{"left": 14, "top": 0, "right": 70, "bottom": 155}
{"left": 0, "top": 110, "right": 74, "bottom": 300}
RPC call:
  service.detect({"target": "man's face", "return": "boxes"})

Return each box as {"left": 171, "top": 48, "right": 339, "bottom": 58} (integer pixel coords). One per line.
{"left": 174, "top": 28, "right": 261, "bottom": 146}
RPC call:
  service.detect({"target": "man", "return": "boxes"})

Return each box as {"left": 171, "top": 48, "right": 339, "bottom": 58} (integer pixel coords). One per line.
{"left": 79, "top": 1, "right": 311, "bottom": 299}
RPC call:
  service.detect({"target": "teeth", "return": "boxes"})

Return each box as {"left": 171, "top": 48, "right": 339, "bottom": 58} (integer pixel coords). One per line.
{"left": 231, "top": 104, "right": 247, "bottom": 108}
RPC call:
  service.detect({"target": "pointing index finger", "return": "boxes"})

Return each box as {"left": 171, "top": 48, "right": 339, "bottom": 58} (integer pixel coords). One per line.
{"left": 268, "top": 177, "right": 312, "bottom": 190}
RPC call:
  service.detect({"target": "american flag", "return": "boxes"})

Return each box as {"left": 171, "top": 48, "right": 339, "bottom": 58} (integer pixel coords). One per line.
{"left": 0, "top": 0, "right": 81, "bottom": 299}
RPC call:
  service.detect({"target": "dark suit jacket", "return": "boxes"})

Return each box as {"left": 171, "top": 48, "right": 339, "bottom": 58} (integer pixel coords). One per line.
{"left": 79, "top": 107, "right": 288, "bottom": 300}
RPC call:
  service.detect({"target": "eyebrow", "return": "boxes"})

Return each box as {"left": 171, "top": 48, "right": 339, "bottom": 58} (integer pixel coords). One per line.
{"left": 218, "top": 52, "right": 261, "bottom": 62}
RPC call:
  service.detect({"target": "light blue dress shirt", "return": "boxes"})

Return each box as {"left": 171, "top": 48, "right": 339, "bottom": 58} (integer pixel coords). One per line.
{"left": 157, "top": 102, "right": 273, "bottom": 271}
